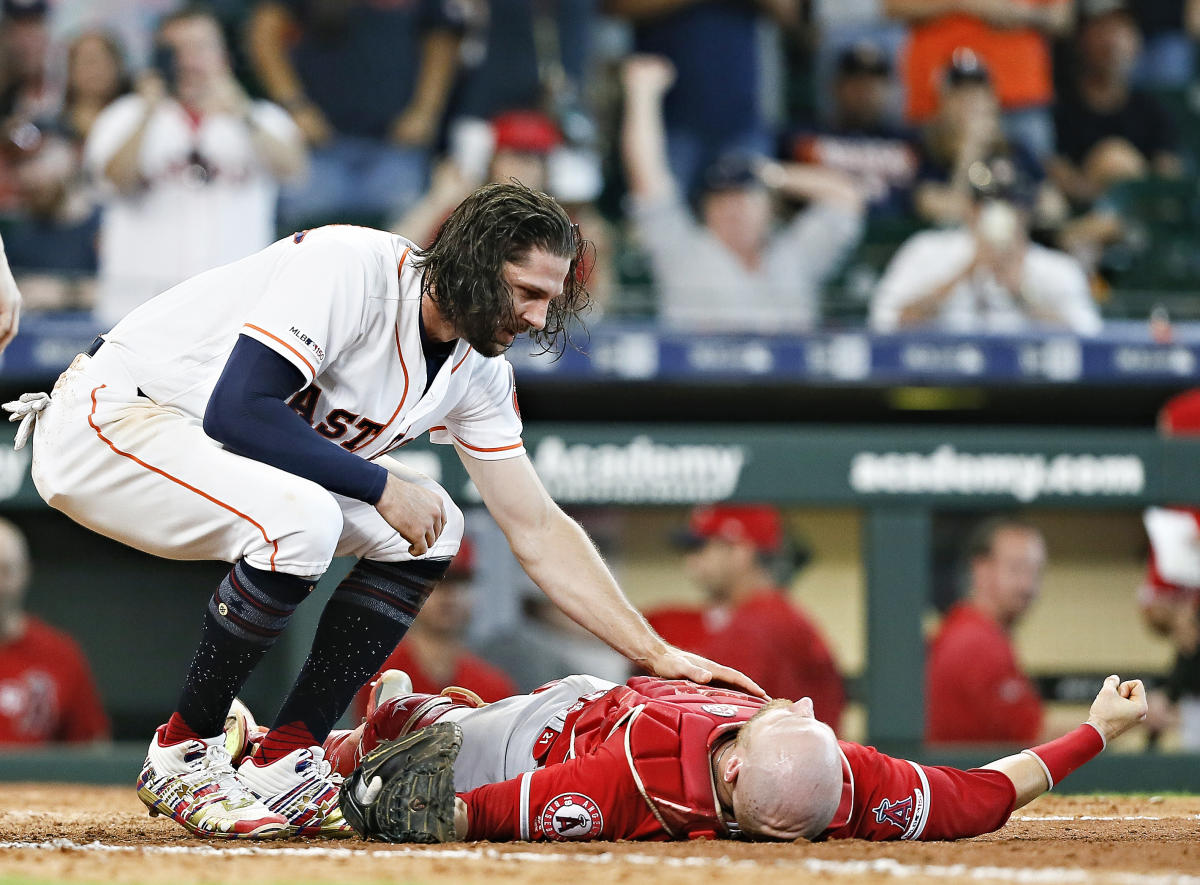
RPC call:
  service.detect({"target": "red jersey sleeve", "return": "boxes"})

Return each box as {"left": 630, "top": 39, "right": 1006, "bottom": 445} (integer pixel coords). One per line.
{"left": 835, "top": 743, "right": 1017, "bottom": 841}
{"left": 460, "top": 734, "right": 659, "bottom": 842}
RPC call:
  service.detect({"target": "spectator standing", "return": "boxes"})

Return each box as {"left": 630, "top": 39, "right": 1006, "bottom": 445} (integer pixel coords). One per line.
{"left": 885, "top": 0, "right": 1071, "bottom": 160}
{"left": 926, "top": 516, "right": 1045, "bottom": 744}
{"left": 911, "top": 50, "right": 1050, "bottom": 228}
{"left": 247, "top": 0, "right": 464, "bottom": 228}
{"left": 352, "top": 538, "right": 517, "bottom": 718}
{"left": 645, "top": 504, "right": 845, "bottom": 730}
{"left": 789, "top": 43, "right": 920, "bottom": 221}
{"left": 621, "top": 55, "right": 863, "bottom": 333}
{"left": 1051, "top": 0, "right": 1182, "bottom": 212}
{"left": 85, "top": 6, "right": 305, "bottom": 325}
{"left": 3, "top": 30, "right": 130, "bottom": 310}
{"left": 57, "top": 30, "right": 132, "bottom": 147}
{"left": 605, "top": 0, "right": 791, "bottom": 195}
{"left": 0, "top": 0, "right": 55, "bottom": 213}
{"left": 871, "top": 153, "right": 1101, "bottom": 335}
{"left": 0, "top": 517, "right": 109, "bottom": 745}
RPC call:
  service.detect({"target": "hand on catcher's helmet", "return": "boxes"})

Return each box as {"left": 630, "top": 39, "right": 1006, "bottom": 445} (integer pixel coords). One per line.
{"left": 339, "top": 721, "right": 463, "bottom": 843}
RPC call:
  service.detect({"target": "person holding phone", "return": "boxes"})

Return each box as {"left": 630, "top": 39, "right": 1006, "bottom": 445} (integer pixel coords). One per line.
{"left": 83, "top": 5, "right": 306, "bottom": 326}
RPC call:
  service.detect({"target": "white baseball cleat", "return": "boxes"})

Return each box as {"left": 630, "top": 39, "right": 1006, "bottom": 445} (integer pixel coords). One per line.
{"left": 238, "top": 746, "right": 354, "bottom": 838}
{"left": 365, "top": 669, "right": 414, "bottom": 718}
{"left": 136, "top": 726, "right": 288, "bottom": 839}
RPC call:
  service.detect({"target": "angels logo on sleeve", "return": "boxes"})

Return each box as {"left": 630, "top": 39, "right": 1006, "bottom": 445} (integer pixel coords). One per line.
{"left": 540, "top": 793, "right": 604, "bottom": 840}
{"left": 872, "top": 795, "right": 914, "bottom": 831}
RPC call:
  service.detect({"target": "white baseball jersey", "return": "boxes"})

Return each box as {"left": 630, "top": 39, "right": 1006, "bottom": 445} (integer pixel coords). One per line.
{"left": 85, "top": 94, "right": 302, "bottom": 325}
{"left": 104, "top": 224, "right": 525, "bottom": 463}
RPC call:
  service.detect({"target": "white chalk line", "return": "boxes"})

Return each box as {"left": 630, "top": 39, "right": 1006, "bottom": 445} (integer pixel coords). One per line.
{"left": 0, "top": 838, "right": 1198, "bottom": 885}
{"left": 1012, "top": 815, "right": 1200, "bottom": 822}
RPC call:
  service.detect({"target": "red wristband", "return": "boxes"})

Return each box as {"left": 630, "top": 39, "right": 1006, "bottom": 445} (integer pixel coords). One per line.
{"left": 1022, "top": 723, "right": 1105, "bottom": 789}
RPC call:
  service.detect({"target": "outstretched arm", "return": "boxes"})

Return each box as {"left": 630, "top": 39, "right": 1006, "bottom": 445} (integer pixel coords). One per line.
{"left": 983, "top": 675, "right": 1147, "bottom": 809}
{"left": 459, "top": 451, "right": 766, "bottom": 697}
{"left": 620, "top": 55, "right": 677, "bottom": 203}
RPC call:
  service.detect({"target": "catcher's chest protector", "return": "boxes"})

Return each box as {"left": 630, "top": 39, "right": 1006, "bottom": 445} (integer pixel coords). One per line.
{"left": 616, "top": 679, "right": 764, "bottom": 839}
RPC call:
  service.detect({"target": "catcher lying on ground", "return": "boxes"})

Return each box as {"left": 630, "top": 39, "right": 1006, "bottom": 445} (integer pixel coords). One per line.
{"left": 226, "top": 672, "right": 1147, "bottom": 843}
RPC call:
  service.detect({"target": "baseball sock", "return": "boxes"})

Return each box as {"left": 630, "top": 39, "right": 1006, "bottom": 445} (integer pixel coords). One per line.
{"left": 254, "top": 556, "right": 451, "bottom": 765}
{"left": 163, "top": 561, "right": 314, "bottom": 744}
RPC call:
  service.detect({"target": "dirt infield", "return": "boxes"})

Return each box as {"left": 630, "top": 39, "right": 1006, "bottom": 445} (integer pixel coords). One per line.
{"left": 0, "top": 785, "right": 1196, "bottom": 885}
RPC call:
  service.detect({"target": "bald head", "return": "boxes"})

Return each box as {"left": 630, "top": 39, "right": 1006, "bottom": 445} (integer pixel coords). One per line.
{"left": 725, "top": 698, "right": 842, "bottom": 841}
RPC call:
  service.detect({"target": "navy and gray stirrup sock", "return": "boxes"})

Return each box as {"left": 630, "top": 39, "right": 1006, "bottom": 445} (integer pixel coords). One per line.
{"left": 164, "top": 561, "right": 314, "bottom": 743}
{"left": 255, "top": 556, "right": 451, "bottom": 764}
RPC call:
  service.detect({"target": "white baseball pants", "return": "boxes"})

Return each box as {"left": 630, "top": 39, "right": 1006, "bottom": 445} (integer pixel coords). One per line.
{"left": 29, "top": 347, "right": 463, "bottom": 578}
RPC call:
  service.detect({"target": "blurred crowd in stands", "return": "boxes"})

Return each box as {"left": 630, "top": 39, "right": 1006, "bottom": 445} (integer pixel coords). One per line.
{"left": 0, "top": 0, "right": 1197, "bottom": 332}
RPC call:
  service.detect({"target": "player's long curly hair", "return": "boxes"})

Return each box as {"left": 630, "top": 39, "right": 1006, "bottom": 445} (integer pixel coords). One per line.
{"left": 413, "top": 182, "right": 591, "bottom": 358}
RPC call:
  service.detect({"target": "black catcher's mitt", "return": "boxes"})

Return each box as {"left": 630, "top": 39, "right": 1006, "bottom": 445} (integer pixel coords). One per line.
{"left": 339, "top": 721, "right": 463, "bottom": 843}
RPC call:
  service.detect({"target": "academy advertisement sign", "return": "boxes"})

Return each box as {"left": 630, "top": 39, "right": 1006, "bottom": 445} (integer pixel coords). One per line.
{"left": 849, "top": 445, "right": 1146, "bottom": 502}
{"left": 530, "top": 435, "right": 748, "bottom": 504}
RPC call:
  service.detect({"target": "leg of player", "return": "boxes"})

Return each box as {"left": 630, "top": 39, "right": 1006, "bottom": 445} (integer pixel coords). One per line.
{"left": 236, "top": 464, "right": 465, "bottom": 837}
{"left": 236, "top": 556, "right": 453, "bottom": 837}
{"left": 30, "top": 348, "right": 348, "bottom": 840}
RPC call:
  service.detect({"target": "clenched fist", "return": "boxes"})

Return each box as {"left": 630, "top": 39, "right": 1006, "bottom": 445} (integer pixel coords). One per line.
{"left": 1086, "top": 675, "right": 1148, "bottom": 743}
{"left": 375, "top": 474, "right": 447, "bottom": 556}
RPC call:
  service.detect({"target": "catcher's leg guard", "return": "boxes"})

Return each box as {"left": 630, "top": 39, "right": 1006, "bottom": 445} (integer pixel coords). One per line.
{"left": 326, "top": 692, "right": 470, "bottom": 777}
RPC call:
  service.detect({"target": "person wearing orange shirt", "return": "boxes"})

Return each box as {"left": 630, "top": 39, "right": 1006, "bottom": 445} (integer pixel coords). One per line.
{"left": 885, "top": 0, "right": 1072, "bottom": 159}
{"left": 926, "top": 516, "right": 1045, "bottom": 744}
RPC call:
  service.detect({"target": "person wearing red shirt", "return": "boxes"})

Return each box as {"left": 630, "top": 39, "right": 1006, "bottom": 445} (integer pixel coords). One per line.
{"left": 352, "top": 536, "right": 516, "bottom": 718}
{"left": 306, "top": 670, "right": 1146, "bottom": 843}
{"left": 646, "top": 504, "right": 845, "bottom": 730}
{"left": 926, "top": 516, "right": 1045, "bottom": 744}
{"left": 0, "top": 517, "right": 109, "bottom": 744}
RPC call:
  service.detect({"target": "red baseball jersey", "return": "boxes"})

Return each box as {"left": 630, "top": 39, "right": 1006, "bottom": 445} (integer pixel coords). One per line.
{"left": 353, "top": 642, "right": 518, "bottom": 718}
{"left": 460, "top": 677, "right": 1017, "bottom": 842}
{"left": 926, "top": 603, "right": 1042, "bottom": 744}
{"left": 646, "top": 589, "right": 845, "bottom": 729}
{"left": 0, "top": 616, "right": 109, "bottom": 744}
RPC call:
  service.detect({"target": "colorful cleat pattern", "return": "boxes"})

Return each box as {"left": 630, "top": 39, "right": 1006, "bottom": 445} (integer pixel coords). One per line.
{"left": 239, "top": 746, "right": 354, "bottom": 838}
{"left": 136, "top": 726, "right": 288, "bottom": 839}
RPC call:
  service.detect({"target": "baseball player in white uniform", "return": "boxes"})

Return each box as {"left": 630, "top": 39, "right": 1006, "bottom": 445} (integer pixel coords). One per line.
{"left": 4, "top": 182, "right": 761, "bottom": 840}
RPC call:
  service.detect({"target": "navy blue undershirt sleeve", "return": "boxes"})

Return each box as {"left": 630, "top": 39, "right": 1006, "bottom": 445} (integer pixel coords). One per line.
{"left": 203, "top": 335, "right": 389, "bottom": 504}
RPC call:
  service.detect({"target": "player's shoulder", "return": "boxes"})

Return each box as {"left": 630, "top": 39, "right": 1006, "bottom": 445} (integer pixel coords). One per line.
{"left": 291, "top": 225, "right": 414, "bottom": 278}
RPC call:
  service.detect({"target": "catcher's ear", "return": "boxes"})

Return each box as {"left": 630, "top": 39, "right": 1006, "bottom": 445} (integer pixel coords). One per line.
{"left": 723, "top": 751, "right": 743, "bottom": 785}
